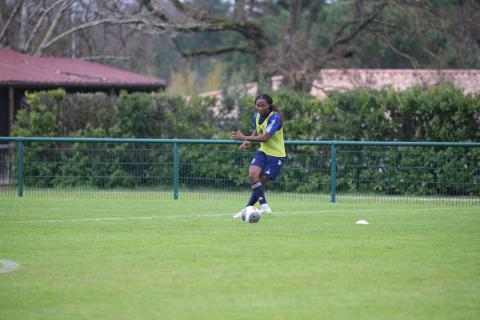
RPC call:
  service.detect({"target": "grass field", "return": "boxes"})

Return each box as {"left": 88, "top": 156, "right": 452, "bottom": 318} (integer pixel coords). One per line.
{"left": 0, "top": 196, "right": 479, "bottom": 320}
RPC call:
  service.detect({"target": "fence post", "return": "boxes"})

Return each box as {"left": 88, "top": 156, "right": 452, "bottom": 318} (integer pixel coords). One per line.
{"left": 173, "top": 142, "right": 179, "bottom": 200}
{"left": 18, "top": 139, "right": 25, "bottom": 198}
{"left": 330, "top": 143, "right": 337, "bottom": 203}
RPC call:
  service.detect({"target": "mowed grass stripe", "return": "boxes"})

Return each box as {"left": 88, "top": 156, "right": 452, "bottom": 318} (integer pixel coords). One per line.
{"left": 0, "top": 197, "right": 479, "bottom": 320}
{"left": 2, "top": 207, "right": 466, "bottom": 224}
{"left": 2, "top": 209, "right": 374, "bottom": 224}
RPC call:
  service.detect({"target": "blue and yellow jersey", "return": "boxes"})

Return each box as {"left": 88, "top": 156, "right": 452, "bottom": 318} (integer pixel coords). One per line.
{"left": 253, "top": 111, "right": 286, "bottom": 158}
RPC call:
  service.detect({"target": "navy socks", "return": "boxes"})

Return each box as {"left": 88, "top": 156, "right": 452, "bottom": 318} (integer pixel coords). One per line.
{"left": 248, "top": 181, "right": 266, "bottom": 206}
{"left": 247, "top": 192, "right": 258, "bottom": 206}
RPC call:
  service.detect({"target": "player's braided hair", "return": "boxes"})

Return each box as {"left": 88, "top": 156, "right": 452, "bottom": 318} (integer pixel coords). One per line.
{"left": 255, "top": 94, "right": 284, "bottom": 125}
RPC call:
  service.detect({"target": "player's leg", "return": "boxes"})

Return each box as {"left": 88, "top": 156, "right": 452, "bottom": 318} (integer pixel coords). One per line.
{"left": 233, "top": 152, "right": 267, "bottom": 218}
{"left": 249, "top": 164, "right": 267, "bottom": 206}
{"left": 247, "top": 152, "right": 268, "bottom": 208}
{"left": 258, "top": 175, "right": 272, "bottom": 215}
{"left": 258, "top": 156, "right": 285, "bottom": 215}
{"left": 246, "top": 165, "right": 262, "bottom": 206}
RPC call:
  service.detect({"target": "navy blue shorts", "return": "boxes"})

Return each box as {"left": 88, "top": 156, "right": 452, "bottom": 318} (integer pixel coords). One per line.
{"left": 250, "top": 151, "right": 285, "bottom": 181}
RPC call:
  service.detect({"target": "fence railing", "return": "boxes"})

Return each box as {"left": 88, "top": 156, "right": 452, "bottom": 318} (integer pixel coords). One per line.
{"left": 1, "top": 137, "right": 479, "bottom": 204}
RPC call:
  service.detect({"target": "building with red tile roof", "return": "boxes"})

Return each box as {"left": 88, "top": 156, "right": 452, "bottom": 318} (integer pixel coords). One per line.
{"left": 198, "top": 69, "right": 479, "bottom": 118}
{"left": 0, "top": 47, "right": 166, "bottom": 137}
{"left": 310, "top": 69, "right": 480, "bottom": 99}
{"left": 203, "top": 70, "right": 480, "bottom": 99}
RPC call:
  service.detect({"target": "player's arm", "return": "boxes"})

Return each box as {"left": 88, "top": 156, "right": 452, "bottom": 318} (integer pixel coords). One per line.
{"left": 232, "top": 114, "right": 281, "bottom": 143}
{"left": 232, "top": 130, "right": 271, "bottom": 142}
{"left": 233, "top": 129, "right": 258, "bottom": 150}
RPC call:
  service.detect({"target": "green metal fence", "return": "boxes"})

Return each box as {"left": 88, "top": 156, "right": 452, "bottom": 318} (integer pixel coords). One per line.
{"left": 0, "top": 137, "right": 479, "bottom": 204}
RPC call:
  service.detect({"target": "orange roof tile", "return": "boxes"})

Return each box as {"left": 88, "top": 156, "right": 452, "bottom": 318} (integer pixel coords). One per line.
{"left": 0, "top": 48, "right": 165, "bottom": 89}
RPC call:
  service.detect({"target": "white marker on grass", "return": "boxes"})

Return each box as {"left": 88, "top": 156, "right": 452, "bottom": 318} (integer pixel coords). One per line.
{"left": 355, "top": 220, "right": 369, "bottom": 225}
{"left": 0, "top": 259, "right": 20, "bottom": 273}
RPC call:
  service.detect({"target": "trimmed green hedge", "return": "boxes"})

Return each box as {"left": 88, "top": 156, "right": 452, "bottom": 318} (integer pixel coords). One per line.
{"left": 11, "top": 86, "right": 480, "bottom": 195}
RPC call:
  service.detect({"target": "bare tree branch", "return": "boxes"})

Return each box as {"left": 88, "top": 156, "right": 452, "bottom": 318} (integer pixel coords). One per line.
{"left": 172, "top": 37, "right": 253, "bottom": 58}
{"left": 35, "top": 17, "right": 150, "bottom": 55}
{"left": 81, "top": 55, "right": 131, "bottom": 62}
{"left": 373, "top": 31, "right": 420, "bottom": 68}
{"left": 139, "top": 0, "right": 171, "bottom": 22}
{"left": 35, "top": 0, "right": 74, "bottom": 55}
{"left": 141, "top": 0, "right": 266, "bottom": 53}
{"left": 0, "top": 0, "right": 26, "bottom": 45}
{"left": 327, "top": 0, "right": 388, "bottom": 54}
{"left": 24, "top": 0, "right": 67, "bottom": 53}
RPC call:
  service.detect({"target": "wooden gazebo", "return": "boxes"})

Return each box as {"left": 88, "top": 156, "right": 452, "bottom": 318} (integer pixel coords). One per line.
{"left": 0, "top": 47, "right": 166, "bottom": 137}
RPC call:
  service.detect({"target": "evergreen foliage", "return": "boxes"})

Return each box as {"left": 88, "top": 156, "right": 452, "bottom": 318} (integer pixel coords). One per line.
{"left": 11, "top": 86, "right": 480, "bottom": 195}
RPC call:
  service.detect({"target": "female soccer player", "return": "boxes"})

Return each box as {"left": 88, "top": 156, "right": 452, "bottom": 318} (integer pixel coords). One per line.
{"left": 231, "top": 94, "right": 286, "bottom": 218}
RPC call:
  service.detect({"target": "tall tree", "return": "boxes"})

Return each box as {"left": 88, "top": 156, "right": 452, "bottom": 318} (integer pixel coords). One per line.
{"left": 1, "top": 0, "right": 478, "bottom": 92}
{"left": 0, "top": 0, "right": 266, "bottom": 57}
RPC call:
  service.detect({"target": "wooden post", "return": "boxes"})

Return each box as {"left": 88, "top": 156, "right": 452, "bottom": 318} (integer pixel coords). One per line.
{"left": 8, "top": 87, "right": 14, "bottom": 135}
{"left": 7, "top": 87, "right": 15, "bottom": 186}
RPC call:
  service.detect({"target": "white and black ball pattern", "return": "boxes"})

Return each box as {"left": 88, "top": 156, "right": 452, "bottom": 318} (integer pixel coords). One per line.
{"left": 242, "top": 206, "right": 261, "bottom": 224}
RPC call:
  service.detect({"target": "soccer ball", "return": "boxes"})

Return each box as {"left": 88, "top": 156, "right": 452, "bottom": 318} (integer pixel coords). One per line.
{"left": 242, "top": 206, "right": 261, "bottom": 224}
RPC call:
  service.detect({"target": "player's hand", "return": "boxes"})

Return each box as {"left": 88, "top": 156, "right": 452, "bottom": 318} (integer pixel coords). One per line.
{"left": 239, "top": 141, "right": 251, "bottom": 150}
{"left": 231, "top": 130, "right": 244, "bottom": 141}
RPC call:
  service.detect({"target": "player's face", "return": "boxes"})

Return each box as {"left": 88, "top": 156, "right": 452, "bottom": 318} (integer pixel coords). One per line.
{"left": 255, "top": 99, "right": 270, "bottom": 115}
